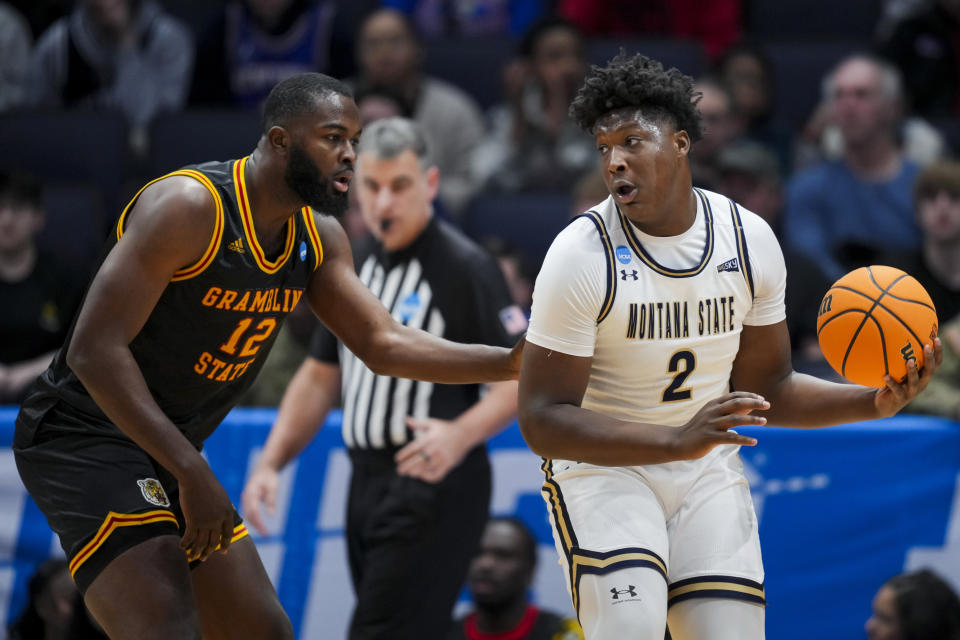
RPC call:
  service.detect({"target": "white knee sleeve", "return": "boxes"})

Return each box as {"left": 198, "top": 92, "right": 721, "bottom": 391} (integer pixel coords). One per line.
{"left": 667, "top": 597, "right": 765, "bottom": 640}
{"left": 576, "top": 567, "right": 668, "bottom": 640}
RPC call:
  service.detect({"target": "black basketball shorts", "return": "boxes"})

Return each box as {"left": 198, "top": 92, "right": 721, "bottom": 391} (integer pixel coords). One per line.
{"left": 14, "top": 422, "right": 247, "bottom": 594}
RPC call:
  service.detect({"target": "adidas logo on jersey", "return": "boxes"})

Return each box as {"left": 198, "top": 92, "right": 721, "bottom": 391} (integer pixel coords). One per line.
{"left": 717, "top": 258, "right": 739, "bottom": 273}
{"left": 227, "top": 238, "right": 245, "bottom": 254}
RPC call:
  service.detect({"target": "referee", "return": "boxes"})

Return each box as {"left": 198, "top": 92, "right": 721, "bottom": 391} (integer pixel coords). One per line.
{"left": 242, "top": 117, "right": 525, "bottom": 640}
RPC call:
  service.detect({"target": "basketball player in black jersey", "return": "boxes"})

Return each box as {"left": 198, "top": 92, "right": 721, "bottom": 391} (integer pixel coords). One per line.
{"left": 13, "top": 73, "right": 521, "bottom": 640}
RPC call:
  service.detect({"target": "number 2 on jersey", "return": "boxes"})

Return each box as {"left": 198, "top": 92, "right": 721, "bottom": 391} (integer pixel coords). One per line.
{"left": 662, "top": 350, "right": 696, "bottom": 402}
{"left": 220, "top": 317, "right": 277, "bottom": 358}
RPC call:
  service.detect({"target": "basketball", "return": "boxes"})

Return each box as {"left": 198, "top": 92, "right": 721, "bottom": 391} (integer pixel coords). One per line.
{"left": 816, "top": 266, "right": 938, "bottom": 388}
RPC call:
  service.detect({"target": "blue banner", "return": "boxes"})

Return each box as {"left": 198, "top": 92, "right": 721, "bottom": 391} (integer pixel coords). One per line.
{"left": 2, "top": 407, "right": 959, "bottom": 639}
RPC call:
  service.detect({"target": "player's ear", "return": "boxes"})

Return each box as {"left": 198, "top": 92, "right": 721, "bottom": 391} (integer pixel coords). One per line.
{"left": 267, "top": 126, "right": 291, "bottom": 155}
{"left": 674, "top": 129, "right": 691, "bottom": 157}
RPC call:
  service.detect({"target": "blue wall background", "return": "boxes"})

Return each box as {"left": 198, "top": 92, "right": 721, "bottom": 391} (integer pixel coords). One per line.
{"left": 3, "top": 407, "right": 959, "bottom": 639}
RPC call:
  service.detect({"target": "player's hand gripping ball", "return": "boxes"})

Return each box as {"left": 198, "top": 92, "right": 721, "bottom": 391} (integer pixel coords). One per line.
{"left": 816, "top": 265, "right": 938, "bottom": 388}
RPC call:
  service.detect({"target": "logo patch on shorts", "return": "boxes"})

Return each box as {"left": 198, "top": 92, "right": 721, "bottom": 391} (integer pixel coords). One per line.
{"left": 610, "top": 585, "right": 642, "bottom": 604}
{"left": 137, "top": 478, "right": 170, "bottom": 507}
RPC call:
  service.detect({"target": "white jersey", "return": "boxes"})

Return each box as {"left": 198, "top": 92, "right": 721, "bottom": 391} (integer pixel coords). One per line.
{"left": 527, "top": 188, "right": 786, "bottom": 427}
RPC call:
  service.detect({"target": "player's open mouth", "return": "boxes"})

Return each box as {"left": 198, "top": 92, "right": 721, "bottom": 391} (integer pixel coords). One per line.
{"left": 332, "top": 172, "right": 352, "bottom": 193}
{"left": 380, "top": 219, "right": 393, "bottom": 232}
{"left": 613, "top": 181, "right": 637, "bottom": 202}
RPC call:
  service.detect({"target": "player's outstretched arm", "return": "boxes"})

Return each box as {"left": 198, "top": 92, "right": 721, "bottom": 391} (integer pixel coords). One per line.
{"left": 731, "top": 321, "right": 944, "bottom": 428}
{"left": 66, "top": 178, "right": 237, "bottom": 562}
{"left": 242, "top": 356, "right": 340, "bottom": 535}
{"left": 518, "top": 342, "right": 764, "bottom": 466}
{"left": 307, "top": 215, "right": 520, "bottom": 383}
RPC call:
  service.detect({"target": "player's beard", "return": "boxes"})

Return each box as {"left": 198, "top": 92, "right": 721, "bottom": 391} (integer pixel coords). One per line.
{"left": 285, "top": 142, "right": 349, "bottom": 219}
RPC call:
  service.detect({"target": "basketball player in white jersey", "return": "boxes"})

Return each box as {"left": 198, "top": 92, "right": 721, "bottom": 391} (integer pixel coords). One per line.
{"left": 517, "top": 53, "right": 943, "bottom": 640}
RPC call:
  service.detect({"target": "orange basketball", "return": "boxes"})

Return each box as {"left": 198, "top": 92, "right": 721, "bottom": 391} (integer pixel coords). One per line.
{"left": 816, "top": 265, "right": 938, "bottom": 388}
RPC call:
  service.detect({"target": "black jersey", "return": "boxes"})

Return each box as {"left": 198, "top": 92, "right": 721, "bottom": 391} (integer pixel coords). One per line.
{"left": 16, "top": 157, "right": 323, "bottom": 447}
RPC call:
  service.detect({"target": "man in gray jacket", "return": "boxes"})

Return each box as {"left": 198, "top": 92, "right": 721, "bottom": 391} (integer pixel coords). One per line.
{"left": 29, "top": 0, "right": 193, "bottom": 129}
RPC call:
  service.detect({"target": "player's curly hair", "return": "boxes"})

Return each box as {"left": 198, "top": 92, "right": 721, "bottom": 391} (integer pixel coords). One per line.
{"left": 569, "top": 52, "right": 703, "bottom": 142}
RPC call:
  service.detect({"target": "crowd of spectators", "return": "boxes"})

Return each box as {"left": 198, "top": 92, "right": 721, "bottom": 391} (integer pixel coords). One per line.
{"left": 1, "top": 0, "right": 960, "bottom": 407}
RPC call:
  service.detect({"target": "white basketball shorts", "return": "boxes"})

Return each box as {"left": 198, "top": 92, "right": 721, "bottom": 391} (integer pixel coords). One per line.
{"left": 540, "top": 443, "right": 765, "bottom": 616}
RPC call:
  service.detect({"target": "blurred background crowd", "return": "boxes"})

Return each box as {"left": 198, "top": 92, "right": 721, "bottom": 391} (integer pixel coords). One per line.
{"left": 1, "top": 0, "right": 959, "bottom": 415}
{"left": 4, "top": 2, "right": 960, "bottom": 638}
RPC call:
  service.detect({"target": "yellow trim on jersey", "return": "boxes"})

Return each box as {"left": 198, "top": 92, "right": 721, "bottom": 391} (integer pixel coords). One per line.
{"left": 69, "top": 510, "right": 178, "bottom": 577}
{"left": 581, "top": 211, "right": 617, "bottom": 324}
{"left": 728, "top": 199, "right": 755, "bottom": 299}
{"left": 234, "top": 157, "right": 296, "bottom": 274}
{"left": 231, "top": 523, "right": 249, "bottom": 543}
{"left": 187, "top": 523, "right": 250, "bottom": 558}
{"left": 300, "top": 207, "right": 324, "bottom": 271}
{"left": 617, "top": 188, "right": 715, "bottom": 278}
{"left": 116, "top": 170, "right": 226, "bottom": 282}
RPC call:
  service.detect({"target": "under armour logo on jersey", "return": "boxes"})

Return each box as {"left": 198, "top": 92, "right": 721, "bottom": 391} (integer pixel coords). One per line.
{"left": 620, "top": 269, "right": 638, "bottom": 281}
{"left": 611, "top": 586, "right": 637, "bottom": 599}
{"left": 717, "top": 258, "right": 739, "bottom": 273}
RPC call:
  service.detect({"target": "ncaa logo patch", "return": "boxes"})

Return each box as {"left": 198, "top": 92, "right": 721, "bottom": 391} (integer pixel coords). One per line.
{"left": 299, "top": 241, "right": 308, "bottom": 262}
{"left": 137, "top": 478, "right": 170, "bottom": 507}
{"left": 615, "top": 245, "right": 632, "bottom": 264}
{"left": 397, "top": 291, "right": 421, "bottom": 324}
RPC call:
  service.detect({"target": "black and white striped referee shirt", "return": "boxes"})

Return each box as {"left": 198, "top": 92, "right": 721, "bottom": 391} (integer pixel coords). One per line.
{"left": 309, "top": 217, "right": 526, "bottom": 450}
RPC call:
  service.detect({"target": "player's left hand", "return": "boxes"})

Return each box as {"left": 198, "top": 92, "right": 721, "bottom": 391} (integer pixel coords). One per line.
{"left": 874, "top": 338, "right": 943, "bottom": 418}
{"left": 395, "top": 417, "right": 471, "bottom": 483}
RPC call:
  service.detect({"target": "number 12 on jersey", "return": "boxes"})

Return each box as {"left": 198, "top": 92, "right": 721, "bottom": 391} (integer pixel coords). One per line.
{"left": 219, "top": 317, "right": 278, "bottom": 358}
{"left": 192, "top": 317, "right": 279, "bottom": 382}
